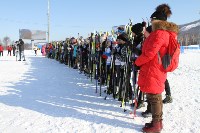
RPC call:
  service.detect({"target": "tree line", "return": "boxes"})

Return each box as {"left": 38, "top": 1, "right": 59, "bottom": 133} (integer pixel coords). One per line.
{"left": 0, "top": 36, "right": 31, "bottom": 49}
{"left": 178, "top": 33, "right": 200, "bottom": 46}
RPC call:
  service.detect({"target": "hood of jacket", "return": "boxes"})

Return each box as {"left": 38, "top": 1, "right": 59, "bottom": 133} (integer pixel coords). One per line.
{"left": 152, "top": 20, "right": 179, "bottom": 33}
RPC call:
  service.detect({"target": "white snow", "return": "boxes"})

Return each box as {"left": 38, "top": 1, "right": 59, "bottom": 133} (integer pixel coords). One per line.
{"left": 180, "top": 22, "right": 200, "bottom": 31}
{"left": 0, "top": 50, "right": 200, "bottom": 133}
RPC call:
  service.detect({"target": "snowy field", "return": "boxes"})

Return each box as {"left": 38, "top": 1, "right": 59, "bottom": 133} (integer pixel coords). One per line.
{"left": 0, "top": 50, "right": 200, "bottom": 133}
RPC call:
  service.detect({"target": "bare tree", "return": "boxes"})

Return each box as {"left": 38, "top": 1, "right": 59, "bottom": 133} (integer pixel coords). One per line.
{"left": 3, "top": 36, "right": 11, "bottom": 46}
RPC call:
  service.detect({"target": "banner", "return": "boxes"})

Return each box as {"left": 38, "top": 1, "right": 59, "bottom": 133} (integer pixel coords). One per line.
{"left": 19, "top": 29, "right": 46, "bottom": 40}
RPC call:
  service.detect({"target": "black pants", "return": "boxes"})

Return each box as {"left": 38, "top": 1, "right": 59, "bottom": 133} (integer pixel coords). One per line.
{"left": 115, "top": 65, "right": 121, "bottom": 86}
{"left": 64, "top": 53, "right": 68, "bottom": 64}
{"left": 13, "top": 50, "right": 15, "bottom": 56}
{"left": 0, "top": 51, "right": 3, "bottom": 56}
{"left": 165, "top": 79, "right": 171, "bottom": 96}
{"left": 8, "top": 50, "right": 11, "bottom": 56}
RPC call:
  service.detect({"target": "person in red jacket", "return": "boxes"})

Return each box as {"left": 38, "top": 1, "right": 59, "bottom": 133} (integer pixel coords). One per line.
{"left": 141, "top": 26, "right": 172, "bottom": 117}
{"left": 0, "top": 44, "right": 3, "bottom": 56}
{"left": 48, "top": 43, "right": 53, "bottom": 58}
{"left": 7, "top": 45, "right": 12, "bottom": 56}
{"left": 135, "top": 4, "right": 179, "bottom": 133}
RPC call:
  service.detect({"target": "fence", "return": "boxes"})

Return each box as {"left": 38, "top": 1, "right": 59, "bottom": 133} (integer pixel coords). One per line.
{"left": 180, "top": 45, "right": 200, "bottom": 53}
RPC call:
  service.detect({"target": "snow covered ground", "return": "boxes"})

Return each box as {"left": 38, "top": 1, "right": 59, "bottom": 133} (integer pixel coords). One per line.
{"left": 0, "top": 50, "right": 200, "bottom": 133}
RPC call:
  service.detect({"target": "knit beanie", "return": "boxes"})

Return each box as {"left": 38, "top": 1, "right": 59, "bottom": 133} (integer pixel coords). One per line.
{"left": 150, "top": 4, "right": 172, "bottom": 21}
{"left": 117, "top": 33, "right": 129, "bottom": 42}
{"left": 131, "top": 23, "right": 143, "bottom": 35}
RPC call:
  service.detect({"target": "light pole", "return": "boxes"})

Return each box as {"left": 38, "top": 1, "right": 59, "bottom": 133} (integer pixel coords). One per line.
{"left": 47, "top": 0, "right": 50, "bottom": 43}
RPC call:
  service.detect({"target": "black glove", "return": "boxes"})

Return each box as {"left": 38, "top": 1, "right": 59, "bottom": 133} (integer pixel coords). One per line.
{"left": 133, "top": 61, "right": 140, "bottom": 70}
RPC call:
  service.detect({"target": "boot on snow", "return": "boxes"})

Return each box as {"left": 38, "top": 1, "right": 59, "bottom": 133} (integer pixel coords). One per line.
{"left": 163, "top": 95, "right": 172, "bottom": 104}
{"left": 141, "top": 110, "right": 152, "bottom": 118}
{"left": 142, "top": 120, "right": 163, "bottom": 133}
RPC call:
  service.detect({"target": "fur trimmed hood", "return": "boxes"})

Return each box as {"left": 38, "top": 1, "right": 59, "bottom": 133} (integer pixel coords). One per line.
{"left": 152, "top": 20, "right": 179, "bottom": 33}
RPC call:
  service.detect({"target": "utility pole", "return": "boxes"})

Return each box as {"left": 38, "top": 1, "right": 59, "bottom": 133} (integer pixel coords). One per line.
{"left": 47, "top": 0, "right": 50, "bottom": 43}
{"left": 198, "top": 11, "right": 200, "bottom": 45}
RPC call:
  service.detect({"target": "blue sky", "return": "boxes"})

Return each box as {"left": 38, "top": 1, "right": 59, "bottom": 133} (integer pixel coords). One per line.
{"left": 0, "top": 0, "right": 200, "bottom": 43}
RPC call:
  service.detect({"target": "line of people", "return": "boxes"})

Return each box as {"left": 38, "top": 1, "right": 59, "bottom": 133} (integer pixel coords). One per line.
{"left": 42, "top": 3, "right": 178, "bottom": 133}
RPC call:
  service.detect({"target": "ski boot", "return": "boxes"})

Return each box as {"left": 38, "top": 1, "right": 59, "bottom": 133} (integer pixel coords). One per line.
{"left": 73, "top": 66, "right": 78, "bottom": 69}
{"left": 118, "top": 97, "right": 123, "bottom": 101}
{"left": 163, "top": 95, "right": 172, "bottom": 104}
{"left": 141, "top": 110, "right": 152, "bottom": 118}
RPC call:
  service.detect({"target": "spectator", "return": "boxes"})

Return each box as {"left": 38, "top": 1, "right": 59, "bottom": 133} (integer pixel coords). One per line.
{"left": 7, "top": 45, "right": 12, "bottom": 56}
{"left": 12, "top": 44, "right": 16, "bottom": 56}
{"left": 0, "top": 44, "right": 4, "bottom": 56}
{"left": 33, "top": 44, "right": 38, "bottom": 56}
{"left": 135, "top": 4, "right": 179, "bottom": 132}
{"left": 17, "top": 39, "right": 26, "bottom": 61}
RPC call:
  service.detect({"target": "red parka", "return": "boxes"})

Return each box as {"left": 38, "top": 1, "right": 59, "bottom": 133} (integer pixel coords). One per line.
{"left": 0, "top": 45, "right": 3, "bottom": 51}
{"left": 7, "top": 46, "right": 12, "bottom": 51}
{"left": 135, "top": 21, "right": 179, "bottom": 94}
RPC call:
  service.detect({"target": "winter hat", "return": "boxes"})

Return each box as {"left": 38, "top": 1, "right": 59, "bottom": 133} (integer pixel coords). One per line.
{"left": 131, "top": 23, "right": 145, "bottom": 35}
{"left": 117, "top": 26, "right": 124, "bottom": 31}
{"left": 150, "top": 4, "right": 172, "bottom": 21}
{"left": 117, "top": 26, "right": 125, "bottom": 34}
{"left": 146, "top": 25, "right": 152, "bottom": 33}
{"left": 117, "top": 33, "right": 129, "bottom": 42}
